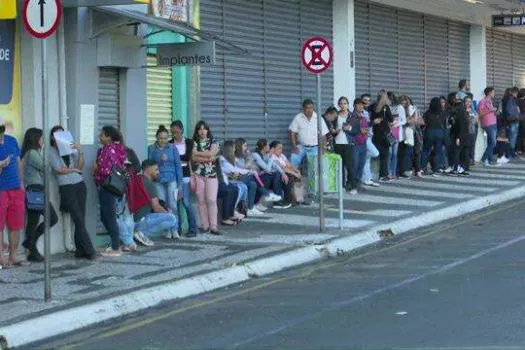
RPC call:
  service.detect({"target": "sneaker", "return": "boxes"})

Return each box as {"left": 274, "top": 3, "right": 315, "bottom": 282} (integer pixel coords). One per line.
{"left": 134, "top": 231, "right": 154, "bottom": 247}
{"left": 415, "top": 171, "right": 423, "bottom": 178}
{"left": 266, "top": 193, "right": 282, "bottom": 202}
{"left": 247, "top": 208, "right": 265, "bottom": 216}
{"left": 498, "top": 156, "right": 510, "bottom": 164}
{"left": 122, "top": 243, "right": 138, "bottom": 252}
{"left": 379, "top": 177, "right": 390, "bottom": 183}
{"left": 170, "top": 229, "right": 181, "bottom": 240}
{"left": 349, "top": 189, "right": 358, "bottom": 195}
{"left": 101, "top": 246, "right": 122, "bottom": 257}
{"left": 444, "top": 167, "right": 453, "bottom": 173}
{"left": 256, "top": 203, "right": 268, "bottom": 212}
{"left": 482, "top": 160, "right": 490, "bottom": 166}
{"left": 164, "top": 231, "right": 173, "bottom": 240}
{"left": 185, "top": 231, "right": 197, "bottom": 238}
{"left": 274, "top": 200, "right": 292, "bottom": 209}
{"left": 458, "top": 170, "right": 470, "bottom": 176}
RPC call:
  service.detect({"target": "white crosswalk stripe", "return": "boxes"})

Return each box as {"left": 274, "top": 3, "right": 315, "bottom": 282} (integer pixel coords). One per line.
{"left": 392, "top": 180, "right": 497, "bottom": 193}
{"left": 363, "top": 185, "right": 475, "bottom": 199}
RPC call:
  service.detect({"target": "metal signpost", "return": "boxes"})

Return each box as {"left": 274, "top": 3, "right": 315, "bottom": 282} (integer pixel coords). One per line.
{"left": 22, "top": 0, "right": 62, "bottom": 302}
{"left": 301, "top": 36, "right": 333, "bottom": 232}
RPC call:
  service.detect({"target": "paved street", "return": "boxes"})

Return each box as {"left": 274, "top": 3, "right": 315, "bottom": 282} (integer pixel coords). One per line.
{"left": 30, "top": 196, "right": 525, "bottom": 350}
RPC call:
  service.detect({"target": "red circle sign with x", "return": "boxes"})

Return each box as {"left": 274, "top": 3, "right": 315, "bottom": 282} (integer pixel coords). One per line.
{"left": 301, "top": 37, "right": 333, "bottom": 74}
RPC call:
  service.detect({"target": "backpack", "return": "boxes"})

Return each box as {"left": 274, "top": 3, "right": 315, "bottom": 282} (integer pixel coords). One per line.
{"left": 126, "top": 171, "right": 151, "bottom": 213}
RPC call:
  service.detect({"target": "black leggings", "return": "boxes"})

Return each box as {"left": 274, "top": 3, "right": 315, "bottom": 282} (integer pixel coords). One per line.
{"left": 24, "top": 191, "right": 59, "bottom": 254}
{"left": 334, "top": 144, "right": 356, "bottom": 189}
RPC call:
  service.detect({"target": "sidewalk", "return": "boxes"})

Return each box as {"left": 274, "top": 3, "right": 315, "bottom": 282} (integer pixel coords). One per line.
{"left": 2, "top": 162, "right": 525, "bottom": 348}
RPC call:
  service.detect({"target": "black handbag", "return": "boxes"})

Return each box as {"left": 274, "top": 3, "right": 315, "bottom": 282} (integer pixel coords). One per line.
{"left": 102, "top": 166, "right": 129, "bottom": 197}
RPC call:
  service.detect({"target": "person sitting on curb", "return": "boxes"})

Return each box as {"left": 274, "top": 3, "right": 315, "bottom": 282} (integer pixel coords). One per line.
{"left": 133, "top": 160, "right": 179, "bottom": 246}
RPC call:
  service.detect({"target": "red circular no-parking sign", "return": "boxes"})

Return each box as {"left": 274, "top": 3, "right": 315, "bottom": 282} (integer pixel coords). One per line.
{"left": 301, "top": 36, "right": 333, "bottom": 74}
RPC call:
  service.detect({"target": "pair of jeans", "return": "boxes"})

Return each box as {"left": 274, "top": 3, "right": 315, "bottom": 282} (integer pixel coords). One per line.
{"left": 353, "top": 143, "right": 367, "bottom": 182}
{"left": 506, "top": 122, "right": 519, "bottom": 158}
{"left": 388, "top": 140, "right": 399, "bottom": 177}
{"left": 376, "top": 143, "right": 390, "bottom": 179}
{"left": 234, "top": 182, "right": 248, "bottom": 208}
{"left": 290, "top": 145, "right": 318, "bottom": 196}
{"left": 99, "top": 187, "right": 121, "bottom": 250}
{"left": 469, "top": 125, "right": 479, "bottom": 161}
{"left": 156, "top": 180, "right": 178, "bottom": 213}
{"left": 240, "top": 176, "right": 257, "bottom": 209}
{"left": 59, "top": 182, "right": 95, "bottom": 257}
{"left": 421, "top": 128, "right": 445, "bottom": 172}
{"left": 482, "top": 124, "right": 497, "bottom": 163}
{"left": 453, "top": 143, "right": 470, "bottom": 171}
{"left": 362, "top": 138, "right": 379, "bottom": 182}
{"left": 261, "top": 172, "right": 283, "bottom": 197}
{"left": 195, "top": 175, "right": 218, "bottom": 231}
{"left": 136, "top": 213, "right": 178, "bottom": 237}
{"left": 334, "top": 144, "right": 356, "bottom": 189}
{"left": 218, "top": 183, "right": 238, "bottom": 220}
{"left": 24, "top": 195, "right": 59, "bottom": 254}
{"left": 177, "top": 178, "right": 198, "bottom": 234}
{"left": 116, "top": 198, "right": 134, "bottom": 246}
{"left": 405, "top": 145, "right": 414, "bottom": 173}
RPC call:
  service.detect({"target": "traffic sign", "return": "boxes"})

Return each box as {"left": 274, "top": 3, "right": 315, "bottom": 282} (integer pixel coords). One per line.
{"left": 22, "top": 0, "right": 62, "bottom": 39}
{"left": 0, "top": 0, "right": 17, "bottom": 19}
{"left": 301, "top": 36, "right": 333, "bottom": 74}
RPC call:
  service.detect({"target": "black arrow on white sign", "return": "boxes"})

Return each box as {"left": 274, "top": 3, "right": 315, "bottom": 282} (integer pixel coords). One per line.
{"left": 38, "top": 0, "right": 46, "bottom": 27}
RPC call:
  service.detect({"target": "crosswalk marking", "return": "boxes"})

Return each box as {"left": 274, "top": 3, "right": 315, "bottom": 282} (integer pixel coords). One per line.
{"left": 468, "top": 172, "right": 525, "bottom": 180}
{"left": 246, "top": 213, "right": 374, "bottom": 229}
{"left": 426, "top": 176, "right": 520, "bottom": 186}
{"left": 326, "top": 193, "right": 442, "bottom": 207}
{"left": 391, "top": 180, "right": 497, "bottom": 193}
{"left": 325, "top": 208, "right": 414, "bottom": 217}
{"left": 362, "top": 185, "right": 474, "bottom": 199}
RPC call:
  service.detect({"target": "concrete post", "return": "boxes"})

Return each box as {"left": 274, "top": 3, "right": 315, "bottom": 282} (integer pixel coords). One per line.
{"left": 470, "top": 25, "right": 487, "bottom": 162}
{"left": 333, "top": 0, "right": 355, "bottom": 105}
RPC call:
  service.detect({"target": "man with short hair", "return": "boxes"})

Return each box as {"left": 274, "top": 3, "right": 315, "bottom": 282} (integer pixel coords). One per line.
{"left": 133, "top": 160, "right": 179, "bottom": 246}
{"left": 0, "top": 118, "right": 25, "bottom": 268}
{"left": 289, "top": 99, "right": 329, "bottom": 201}
{"left": 457, "top": 79, "right": 471, "bottom": 101}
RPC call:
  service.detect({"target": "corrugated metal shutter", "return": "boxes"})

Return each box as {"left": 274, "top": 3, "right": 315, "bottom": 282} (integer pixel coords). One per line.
{"left": 354, "top": 1, "right": 470, "bottom": 111}
{"left": 200, "top": 0, "right": 334, "bottom": 150}
{"left": 493, "top": 30, "right": 512, "bottom": 98}
{"left": 486, "top": 28, "right": 495, "bottom": 91}
{"left": 398, "top": 10, "right": 424, "bottom": 109}
{"left": 147, "top": 55, "right": 173, "bottom": 144}
{"left": 97, "top": 68, "right": 120, "bottom": 130}
{"left": 512, "top": 34, "right": 525, "bottom": 88}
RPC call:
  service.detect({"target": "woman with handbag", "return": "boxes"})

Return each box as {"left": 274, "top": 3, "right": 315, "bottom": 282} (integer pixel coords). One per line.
{"left": 49, "top": 126, "right": 97, "bottom": 260}
{"left": 148, "top": 125, "right": 184, "bottom": 239}
{"left": 169, "top": 121, "right": 198, "bottom": 238}
{"left": 369, "top": 90, "right": 394, "bottom": 182}
{"left": 191, "top": 121, "right": 221, "bottom": 235}
{"left": 21, "top": 128, "right": 58, "bottom": 262}
{"left": 93, "top": 125, "right": 127, "bottom": 257}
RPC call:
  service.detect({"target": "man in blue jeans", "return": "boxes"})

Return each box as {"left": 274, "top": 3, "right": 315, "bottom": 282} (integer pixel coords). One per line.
{"left": 133, "top": 160, "right": 178, "bottom": 245}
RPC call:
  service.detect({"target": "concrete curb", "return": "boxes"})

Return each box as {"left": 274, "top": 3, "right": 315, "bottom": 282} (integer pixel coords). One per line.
{"left": 2, "top": 185, "right": 525, "bottom": 349}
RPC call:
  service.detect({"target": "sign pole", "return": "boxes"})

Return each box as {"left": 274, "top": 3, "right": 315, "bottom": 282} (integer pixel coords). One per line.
{"left": 317, "top": 74, "right": 324, "bottom": 232}
{"left": 41, "top": 38, "right": 51, "bottom": 302}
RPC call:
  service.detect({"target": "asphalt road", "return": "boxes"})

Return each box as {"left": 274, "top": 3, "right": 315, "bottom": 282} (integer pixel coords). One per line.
{"left": 30, "top": 199, "right": 525, "bottom": 350}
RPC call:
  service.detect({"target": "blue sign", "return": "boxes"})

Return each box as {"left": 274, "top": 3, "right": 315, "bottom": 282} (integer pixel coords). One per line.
{"left": 0, "top": 20, "right": 15, "bottom": 105}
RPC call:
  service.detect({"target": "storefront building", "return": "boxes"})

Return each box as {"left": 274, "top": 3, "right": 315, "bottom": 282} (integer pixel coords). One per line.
{"left": 3, "top": 0, "right": 525, "bottom": 253}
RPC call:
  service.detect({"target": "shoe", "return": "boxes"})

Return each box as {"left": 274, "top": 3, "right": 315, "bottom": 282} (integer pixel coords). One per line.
{"left": 274, "top": 200, "right": 292, "bottom": 209}
{"left": 221, "top": 219, "right": 236, "bottom": 226}
{"left": 185, "top": 231, "right": 197, "bottom": 238}
{"left": 256, "top": 203, "right": 268, "bottom": 212}
{"left": 379, "top": 177, "right": 390, "bottom": 183}
{"left": 349, "top": 189, "right": 358, "bottom": 195}
{"left": 122, "top": 243, "right": 138, "bottom": 252}
{"left": 134, "top": 231, "right": 154, "bottom": 247}
{"left": 170, "top": 230, "right": 181, "bottom": 240}
{"left": 164, "top": 231, "right": 173, "bottom": 240}
{"left": 210, "top": 229, "right": 223, "bottom": 236}
{"left": 247, "top": 208, "right": 265, "bottom": 216}
{"left": 101, "top": 246, "right": 122, "bottom": 257}
{"left": 27, "top": 251, "right": 44, "bottom": 262}
{"left": 234, "top": 211, "right": 246, "bottom": 220}
{"left": 482, "top": 160, "right": 490, "bottom": 166}
{"left": 399, "top": 174, "right": 410, "bottom": 179}
{"left": 266, "top": 193, "right": 282, "bottom": 202}
{"left": 199, "top": 228, "right": 210, "bottom": 234}
{"left": 498, "top": 156, "right": 510, "bottom": 164}
{"left": 458, "top": 171, "right": 470, "bottom": 176}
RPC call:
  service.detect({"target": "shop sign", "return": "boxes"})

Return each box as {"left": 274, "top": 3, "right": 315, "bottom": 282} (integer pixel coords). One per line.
{"left": 0, "top": 0, "right": 17, "bottom": 19}
{"left": 0, "top": 20, "right": 15, "bottom": 104}
{"left": 61, "top": 0, "right": 149, "bottom": 6}
{"left": 156, "top": 41, "right": 215, "bottom": 67}
{"left": 493, "top": 14, "right": 525, "bottom": 27}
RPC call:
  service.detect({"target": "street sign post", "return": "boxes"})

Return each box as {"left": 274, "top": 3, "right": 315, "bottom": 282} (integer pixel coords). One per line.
{"left": 301, "top": 36, "right": 333, "bottom": 232}
{"left": 22, "top": 0, "right": 62, "bottom": 302}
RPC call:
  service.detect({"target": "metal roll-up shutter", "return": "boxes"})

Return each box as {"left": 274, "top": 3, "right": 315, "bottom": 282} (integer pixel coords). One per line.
{"left": 200, "top": 0, "right": 227, "bottom": 142}
{"left": 424, "top": 16, "right": 449, "bottom": 101}
{"left": 222, "top": 0, "right": 265, "bottom": 147}
{"left": 492, "top": 30, "right": 513, "bottom": 98}
{"left": 398, "top": 10, "right": 425, "bottom": 109}
{"left": 264, "top": 0, "right": 301, "bottom": 148}
{"left": 486, "top": 28, "right": 496, "bottom": 91}
{"left": 354, "top": 0, "right": 370, "bottom": 97}
{"left": 147, "top": 55, "right": 173, "bottom": 144}
{"left": 97, "top": 68, "right": 120, "bottom": 131}
{"left": 368, "top": 3, "right": 399, "bottom": 94}
{"left": 300, "top": 0, "right": 334, "bottom": 110}
{"left": 512, "top": 33, "right": 525, "bottom": 88}
{"left": 448, "top": 21, "right": 470, "bottom": 95}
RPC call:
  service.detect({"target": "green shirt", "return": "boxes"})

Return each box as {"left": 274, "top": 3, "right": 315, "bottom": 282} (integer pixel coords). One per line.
{"left": 134, "top": 177, "right": 158, "bottom": 222}
{"left": 24, "top": 149, "right": 44, "bottom": 187}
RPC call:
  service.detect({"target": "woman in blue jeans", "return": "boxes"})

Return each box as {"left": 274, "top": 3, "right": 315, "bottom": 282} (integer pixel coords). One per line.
{"left": 148, "top": 125, "right": 184, "bottom": 239}
{"left": 170, "top": 121, "right": 198, "bottom": 237}
{"left": 420, "top": 97, "right": 446, "bottom": 173}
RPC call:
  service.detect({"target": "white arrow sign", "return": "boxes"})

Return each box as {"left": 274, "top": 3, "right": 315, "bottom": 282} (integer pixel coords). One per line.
{"left": 22, "top": 0, "right": 62, "bottom": 39}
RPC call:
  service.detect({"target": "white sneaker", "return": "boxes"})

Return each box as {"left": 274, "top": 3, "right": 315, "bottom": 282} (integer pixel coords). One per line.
{"left": 444, "top": 167, "right": 453, "bottom": 174}
{"left": 134, "top": 231, "right": 154, "bottom": 247}
{"left": 266, "top": 193, "right": 282, "bottom": 202}
{"left": 499, "top": 156, "right": 510, "bottom": 164}
{"left": 248, "top": 208, "right": 265, "bottom": 216}
{"left": 164, "top": 231, "right": 173, "bottom": 240}
{"left": 349, "top": 189, "right": 358, "bottom": 195}
{"left": 256, "top": 203, "right": 268, "bottom": 212}
{"left": 363, "top": 180, "right": 374, "bottom": 186}
{"left": 483, "top": 160, "right": 490, "bottom": 166}
{"left": 171, "top": 230, "right": 181, "bottom": 240}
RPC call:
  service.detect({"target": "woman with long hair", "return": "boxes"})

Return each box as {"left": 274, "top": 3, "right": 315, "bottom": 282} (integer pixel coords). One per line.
{"left": 49, "top": 125, "right": 97, "bottom": 260}
{"left": 388, "top": 92, "right": 406, "bottom": 179}
{"left": 148, "top": 124, "right": 183, "bottom": 239}
{"left": 93, "top": 125, "right": 127, "bottom": 256}
{"left": 370, "top": 90, "right": 393, "bottom": 182}
{"left": 169, "top": 120, "right": 198, "bottom": 237}
{"left": 420, "top": 97, "right": 446, "bottom": 174}
{"left": 192, "top": 121, "right": 221, "bottom": 235}
{"left": 21, "top": 128, "right": 59, "bottom": 262}
{"left": 335, "top": 97, "right": 357, "bottom": 191}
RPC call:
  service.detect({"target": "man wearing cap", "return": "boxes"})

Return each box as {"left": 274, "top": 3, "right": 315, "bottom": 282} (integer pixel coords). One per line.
{"left": 0, "top": 118, "right": 25, "bottom": 267}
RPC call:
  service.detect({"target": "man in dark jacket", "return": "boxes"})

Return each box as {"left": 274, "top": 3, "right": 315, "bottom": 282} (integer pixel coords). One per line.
{"left": 449, "top": 98, "right": 471, "bottom": 176}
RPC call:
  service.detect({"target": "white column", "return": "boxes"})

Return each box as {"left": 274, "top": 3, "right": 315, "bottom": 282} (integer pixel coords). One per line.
{"left": 470, "top": 25, "right": 487, "bottom": 162}
{"left": 333, "top": 0, "right": 355, "bottom": 105}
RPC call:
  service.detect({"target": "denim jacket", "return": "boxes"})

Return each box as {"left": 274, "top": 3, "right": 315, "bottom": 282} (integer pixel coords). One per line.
{"left": 344, "top": 111, "right": 362, "bottom": 145}
{"left": 147, "top": 143, "right": 183, "bottom": 187}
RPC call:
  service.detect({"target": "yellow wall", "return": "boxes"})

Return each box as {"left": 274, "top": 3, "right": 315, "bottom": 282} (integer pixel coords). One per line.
{"left": 0, "top": 20, "right": 21, "bottom": 140}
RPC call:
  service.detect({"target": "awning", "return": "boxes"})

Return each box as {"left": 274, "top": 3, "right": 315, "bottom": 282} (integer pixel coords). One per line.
{"left": 91, "top": 6, "right": 249, "bottom": 56}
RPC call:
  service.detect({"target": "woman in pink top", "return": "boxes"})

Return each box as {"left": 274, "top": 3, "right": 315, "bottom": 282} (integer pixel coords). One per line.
{"left": 93, "top": 125, "right": 127, "bottom": 256}
{"left": 478, "top": 87, "right": 498, "bottom": 165}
